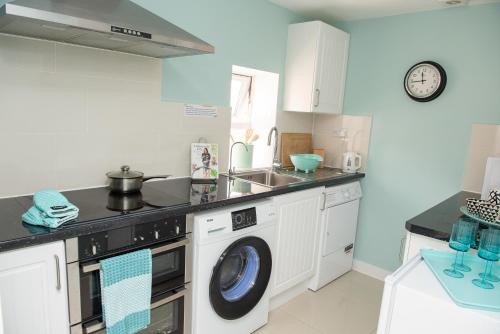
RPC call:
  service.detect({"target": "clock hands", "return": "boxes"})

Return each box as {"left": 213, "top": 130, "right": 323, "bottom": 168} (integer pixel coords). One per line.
{"left": 410, "top": 71, "right": 427, "bottom": 84}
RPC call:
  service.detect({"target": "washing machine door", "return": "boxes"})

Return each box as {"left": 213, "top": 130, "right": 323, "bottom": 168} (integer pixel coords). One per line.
{"left": 209, "top": 236, "right": 272, "bottom": 320}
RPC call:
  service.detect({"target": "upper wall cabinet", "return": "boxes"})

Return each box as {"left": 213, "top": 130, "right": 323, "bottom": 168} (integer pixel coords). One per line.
{"left": 283, "top": 21, "right": 350, "bottom": 114}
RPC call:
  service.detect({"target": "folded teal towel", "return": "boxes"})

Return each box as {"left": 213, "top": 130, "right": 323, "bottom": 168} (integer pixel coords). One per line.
{"left": 33, "top": 189, "right": 79, "bottom": 218}
{"left": 100, "top": 249, "right": 152, "bottom": 334}
{"left": 22, "top": 206, "right": 78, "bottom": 228}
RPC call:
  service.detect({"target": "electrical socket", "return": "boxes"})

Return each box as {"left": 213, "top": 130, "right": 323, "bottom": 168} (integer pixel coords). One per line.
{"left": 332, "top": 129, "right": 348, "bottom": 138}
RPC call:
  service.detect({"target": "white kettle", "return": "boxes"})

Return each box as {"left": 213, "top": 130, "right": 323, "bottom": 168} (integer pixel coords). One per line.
{"left": 342, "top": 152, "right": 362, "bottom": 173}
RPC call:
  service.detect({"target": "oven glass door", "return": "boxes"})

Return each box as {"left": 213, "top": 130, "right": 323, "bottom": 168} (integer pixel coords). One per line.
{"left": 138, "top": 295, "right": 184, "bottom": 334}
{"left": 79, "top": 240, "right": 186, "bottom": 323}
{"left": 92, "top": 292, "right": 185, "bottom": 334}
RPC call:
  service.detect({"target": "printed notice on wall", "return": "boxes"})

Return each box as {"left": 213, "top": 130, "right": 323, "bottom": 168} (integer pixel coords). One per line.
{"left": 184, "top": 104, "right": 218, "bottom": 117}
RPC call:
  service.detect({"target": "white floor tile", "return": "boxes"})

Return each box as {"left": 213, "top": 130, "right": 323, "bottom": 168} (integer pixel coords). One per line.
{"left": 254, "top": 309, "right": 322, "bottom": 334}
{"left": 257, "top": 271, "right": 383, "bottom": 334}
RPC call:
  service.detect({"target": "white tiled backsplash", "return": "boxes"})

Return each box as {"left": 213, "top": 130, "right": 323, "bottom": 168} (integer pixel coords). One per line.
{"left": 0, "top": 33, "right": 231, "bottom": 197}
{"left": 312, "top": 114, "right": 372, "bottom": 171}
{"left": 463, "top": 123, "right": 500, "bottom": 193}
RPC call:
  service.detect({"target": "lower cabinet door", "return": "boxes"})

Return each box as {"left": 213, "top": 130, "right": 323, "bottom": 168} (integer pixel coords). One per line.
{"left": 271, "top": 187, "right": 323, "bottom": 296}
{"left": 403, "top": 232, "right": 449, "bottom": 264}
{"left": 0, "top": 241, "right": 69, "bottom": 334}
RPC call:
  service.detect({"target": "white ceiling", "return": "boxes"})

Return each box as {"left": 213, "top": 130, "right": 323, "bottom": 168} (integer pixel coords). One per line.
{"left": 269, "top": 0, "right": 500, "bottom": 21}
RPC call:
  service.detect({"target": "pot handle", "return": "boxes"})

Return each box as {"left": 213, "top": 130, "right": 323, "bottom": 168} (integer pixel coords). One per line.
{"left": 142, "top": 175, "right": 170, "bottom": 182}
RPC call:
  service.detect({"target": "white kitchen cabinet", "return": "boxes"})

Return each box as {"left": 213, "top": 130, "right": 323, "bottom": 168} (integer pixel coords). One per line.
{"left": 403, "top": 232, "right": 449, "bottom": 264}
{"left": 271, "top": 187, "right": 324, "bottom": 296}
{"left": 378, "top": 255, "right": 500, "bottom": 334}
{"left": 0, "top": 241, "right": 69, "bottom": 334}
{"left": 283, "top": 21, "right": 349, "bottom": 114}
{"left": 0, "top": 295, "right": 3, "bottom": 334}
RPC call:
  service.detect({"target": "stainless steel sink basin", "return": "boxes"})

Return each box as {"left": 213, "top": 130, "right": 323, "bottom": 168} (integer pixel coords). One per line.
{"left": 231, "top": 170, "right": 306, "bottom": 189}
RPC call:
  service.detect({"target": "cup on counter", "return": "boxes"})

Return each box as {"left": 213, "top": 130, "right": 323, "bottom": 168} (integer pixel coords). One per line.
{"left": 232, "top": 144, "right": 254, "bottom": 170}
{"left": 466, "top": 198, "right": 489, "bottom": 216}
{"left": 479, "top": 203, "right": 500, "bottom": 223}
{"left": 489, "top": 188, "right": 500, "bottom": 205}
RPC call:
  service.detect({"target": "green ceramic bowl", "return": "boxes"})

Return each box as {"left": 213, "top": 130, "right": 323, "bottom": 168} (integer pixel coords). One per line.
{"left": 289, "top": 154, "right": 324, "bottom": 173}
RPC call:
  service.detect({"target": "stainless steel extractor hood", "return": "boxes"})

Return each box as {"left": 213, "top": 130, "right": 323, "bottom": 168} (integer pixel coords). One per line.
{"left": 0, "top": 0, "right": 214, "bottom": 58}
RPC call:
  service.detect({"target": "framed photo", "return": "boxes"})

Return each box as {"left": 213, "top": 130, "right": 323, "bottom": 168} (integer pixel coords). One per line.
{"left": 191, "top": 143, "right": 218, "bottom": 179}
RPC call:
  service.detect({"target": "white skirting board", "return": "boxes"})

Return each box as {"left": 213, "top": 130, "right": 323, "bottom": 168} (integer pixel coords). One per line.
{"left": 353, "top": 259, "right": 392, "bottom": 281}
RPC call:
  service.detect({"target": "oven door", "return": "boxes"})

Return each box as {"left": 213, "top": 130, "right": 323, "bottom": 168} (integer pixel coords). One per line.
{"left": 69, "top": 238, "right": 188, "bottom": 332}
{"left": 83, "top": 288, "right": 186, "bottom": 334}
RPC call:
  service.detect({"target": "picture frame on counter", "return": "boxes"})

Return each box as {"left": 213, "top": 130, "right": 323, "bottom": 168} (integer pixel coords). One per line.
{"left": 191, "top": 143, "right": 219, "bottom": 180}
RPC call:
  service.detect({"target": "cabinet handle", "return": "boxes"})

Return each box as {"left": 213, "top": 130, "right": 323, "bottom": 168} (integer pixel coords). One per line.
{"left": 320, "top": 193, "right": 327, "bottom": 210}
{"left": 82, "top": 288, "right": 187, "bottom": 334}
{"left": 314, "top": 89, "right": 320, "bottom": 107}
{"left": 399, "top": 237, "right": 406, "bottom": 263}
{"left": 82, "top": 238, "right": 189, "bottom": 273}
{"left": 54, "top": 255, "right": 61, "bottom": 290}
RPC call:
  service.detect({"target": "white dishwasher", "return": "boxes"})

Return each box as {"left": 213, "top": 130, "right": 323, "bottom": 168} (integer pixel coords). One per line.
{"left": 309, "top": 181, "right": 362, "bottom": 291}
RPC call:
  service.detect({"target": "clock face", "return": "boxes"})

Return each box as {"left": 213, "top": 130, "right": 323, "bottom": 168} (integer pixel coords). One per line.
{"left": 404, "top": 61, "right": 447, "bottom": 102}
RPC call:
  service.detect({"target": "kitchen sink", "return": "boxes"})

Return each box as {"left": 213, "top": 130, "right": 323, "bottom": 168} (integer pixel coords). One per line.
{"left": 231, "top": 170, "right": 306, "bottom": 189}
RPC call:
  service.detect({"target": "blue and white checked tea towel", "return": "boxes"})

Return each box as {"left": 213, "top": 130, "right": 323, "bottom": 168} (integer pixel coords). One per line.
{"left": 99, "top": 249, "right": 152, "bottom": 334}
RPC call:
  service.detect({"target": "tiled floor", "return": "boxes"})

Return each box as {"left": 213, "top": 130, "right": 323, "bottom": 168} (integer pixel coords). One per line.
{"left": 255, "top": 271, "right": 384, "bottom": 334}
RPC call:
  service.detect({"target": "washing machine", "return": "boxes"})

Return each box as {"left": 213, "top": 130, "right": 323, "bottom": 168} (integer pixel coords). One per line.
{"left": 191, "top": 200, "right": 276, "bottom": 334}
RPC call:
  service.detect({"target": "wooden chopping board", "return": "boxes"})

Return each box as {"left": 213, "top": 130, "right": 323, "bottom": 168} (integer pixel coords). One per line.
{"left": 280, "top": 133, "right": 313, "bottom": 167}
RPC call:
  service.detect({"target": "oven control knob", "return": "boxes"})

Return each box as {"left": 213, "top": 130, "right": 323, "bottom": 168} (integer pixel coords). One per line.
{"left": 155, "top": 231, "right": 159, "bottom": 240}
{"left": 92, "top": 244, "right": 97, "bottom": 256}
{"left": 175, "top": 225, "right": 180, "bottom": 235}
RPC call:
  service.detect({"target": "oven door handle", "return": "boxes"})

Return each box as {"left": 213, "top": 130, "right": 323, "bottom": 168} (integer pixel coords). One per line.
{"left": 81, "top": 238, "right": 190, "bottom": 273}
{"left": 81, "top": 288, "right": 187, "bottom": 334}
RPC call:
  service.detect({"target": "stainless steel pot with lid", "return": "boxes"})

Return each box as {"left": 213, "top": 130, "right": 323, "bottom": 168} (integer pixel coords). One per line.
{"left": 106, "top": 165, "right": 170, "bottom": 193}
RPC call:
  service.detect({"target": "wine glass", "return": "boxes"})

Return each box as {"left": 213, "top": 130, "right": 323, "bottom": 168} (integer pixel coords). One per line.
{"left": 444, "top": 221, "right": 475, "bottom": 278}
{"left": 479, "top": 226, "right": 500, "bottom": 283}
{"left": 472, "top": 228, "right": 500, "bottom": 289}
{"left": 454, "top": 218, "right": 478, "bottom": 272}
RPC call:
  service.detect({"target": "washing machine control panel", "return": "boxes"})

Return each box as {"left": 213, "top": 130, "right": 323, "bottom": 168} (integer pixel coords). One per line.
{"left": 231, "top": 207, "right": 257, "bottom": 231}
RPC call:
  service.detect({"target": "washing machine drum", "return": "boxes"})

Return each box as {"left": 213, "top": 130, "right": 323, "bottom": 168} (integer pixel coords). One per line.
{"left": 209, "top": 236, "right": 272, "bottom": 320}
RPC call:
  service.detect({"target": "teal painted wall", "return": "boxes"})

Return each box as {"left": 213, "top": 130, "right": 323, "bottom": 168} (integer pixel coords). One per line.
{"left": 339, "top": 4, "right": 500, "bottom": 271}
{"left": 133, "top": 0, "right": 305, "bottom": 106}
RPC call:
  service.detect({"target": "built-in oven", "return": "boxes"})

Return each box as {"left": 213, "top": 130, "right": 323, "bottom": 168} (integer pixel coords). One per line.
{"left": 66, "top": 214, "right": 192, "bottom": 334}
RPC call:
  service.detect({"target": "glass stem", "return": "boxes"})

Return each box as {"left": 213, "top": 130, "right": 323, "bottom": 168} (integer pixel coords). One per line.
{"left": 453, "top": 250, "right": 459, "bottom": 273}
{"left": 482, "top": 261, "right": 489, "bottom": 284}
{"left": 460, "top": 251, "right": 465, "bottom": 266}
{"left": 486, "top": 261, "right": 492, "bottom": 276}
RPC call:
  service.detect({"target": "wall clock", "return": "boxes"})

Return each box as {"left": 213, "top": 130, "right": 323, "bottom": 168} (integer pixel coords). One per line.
{"left": 404, "top": 61, "right": 447, "bottom": 102}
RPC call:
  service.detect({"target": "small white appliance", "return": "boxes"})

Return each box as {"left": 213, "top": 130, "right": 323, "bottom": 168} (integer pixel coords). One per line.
{"left": 342, "top": 152, "right": 362, "bottom": 173}
{"left": 309, "top": 181, "right": 362, "bottom": 291}
{"left": 377, "top": 255, "right": 500, "bottom": 334}
{"left": 191, "top": 200, "right": 276, "bottom": 334}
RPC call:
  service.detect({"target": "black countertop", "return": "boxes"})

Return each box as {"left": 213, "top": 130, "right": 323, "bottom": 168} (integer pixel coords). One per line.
{"left": 405, "top": 191, "right": 482, "bottom": 241}
{"left": 0, "top": 168, "right": 364, "bottom": 253}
